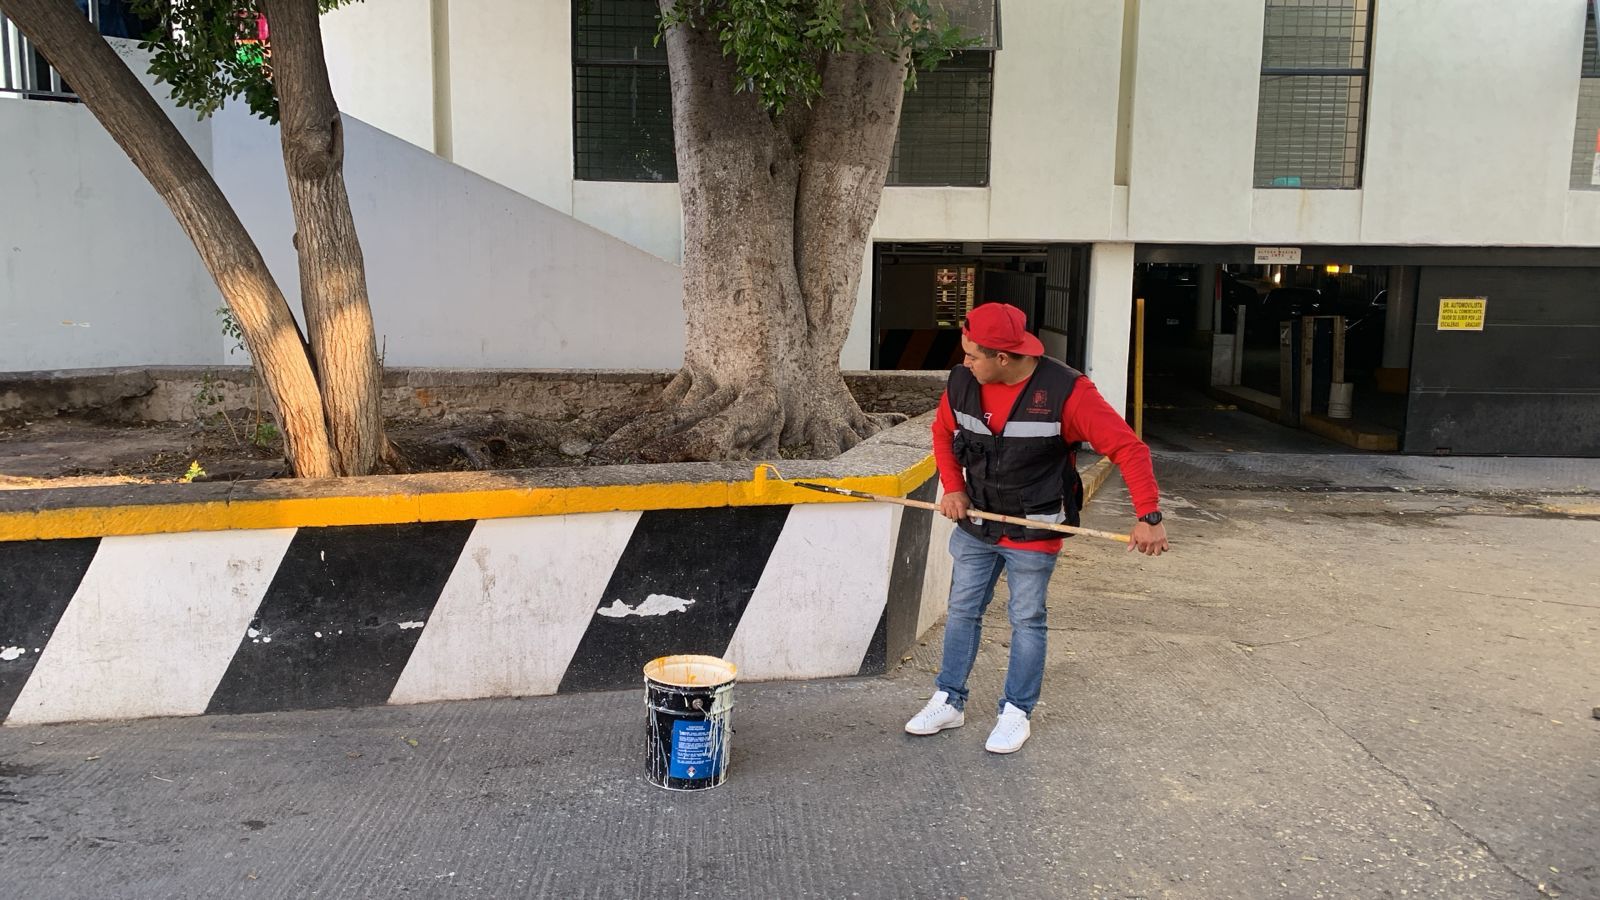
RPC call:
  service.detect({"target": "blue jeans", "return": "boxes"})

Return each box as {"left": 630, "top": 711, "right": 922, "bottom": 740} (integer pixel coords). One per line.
{"left": 935, "top": 526, "right": 1058, "bottom": 717}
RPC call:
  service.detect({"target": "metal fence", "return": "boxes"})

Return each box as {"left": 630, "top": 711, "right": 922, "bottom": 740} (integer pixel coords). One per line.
{"left": 2, "top": 3, "right": 158, "bottom": 101}
{"left": 1, "top": 7, "right": 98, "bottom": 100}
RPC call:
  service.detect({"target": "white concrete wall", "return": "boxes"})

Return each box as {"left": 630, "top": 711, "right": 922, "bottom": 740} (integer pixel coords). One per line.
{"left": 212, "top": 106, "right": 685, "bottom": 369}
{"left": 1084, "top": 243, "right": 1136, "bottom": 416}
{"left": 572, "top": 181, "right": 682, "bottom": 264}
{"left": 1125, "top": 1, "right": 1264, "bottom": 242}
{"left": 319, "top": 0, "right": 437, "bottom": 152}
{"left": 0, "top": 41, "right": 222, "bottom": 371}
{"left": 1360, "top": 0, "right": 1585, "bottom": 246}
{"left": 977, "top": 0, "right": 1125, "bottom": 240}
{"left": 448, "top": 0, "right": 575, "bottom": 213}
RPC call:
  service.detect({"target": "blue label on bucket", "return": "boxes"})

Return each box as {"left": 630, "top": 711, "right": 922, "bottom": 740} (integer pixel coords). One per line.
{"left": 669, "top": 719, "right": 722, "bottom": 780}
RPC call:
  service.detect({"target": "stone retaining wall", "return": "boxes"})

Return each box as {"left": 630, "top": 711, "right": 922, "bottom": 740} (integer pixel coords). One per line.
{"left": 0, "top": 367, "right": 947, "bottom": 426}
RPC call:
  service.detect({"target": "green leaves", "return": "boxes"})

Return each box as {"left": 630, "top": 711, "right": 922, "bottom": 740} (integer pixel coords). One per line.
{"left": 132, "top": 0, "right": 361, "bottom": 122}
{"left": 660, "top": 0, "right": 981, "bottom": 116}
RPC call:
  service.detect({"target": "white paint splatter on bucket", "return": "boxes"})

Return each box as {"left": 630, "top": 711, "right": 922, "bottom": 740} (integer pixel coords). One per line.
{"left": 0, "top": 646, "right": 25, "bottom": 662}
{"left": 643, "top": 655, "right": 736, "bottom": 791}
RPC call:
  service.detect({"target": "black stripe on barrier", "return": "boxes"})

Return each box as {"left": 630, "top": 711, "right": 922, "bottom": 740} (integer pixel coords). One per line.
{"left": 206, "top": 521, "right": 475, "bottom": 715}
{"left": 0, "top": 538, "right": 100, "bottom": 723}
{"left": 881, "top": 476, "right": 938, "bottom": 670}
{"left": 558, "top": 505, "right": 791, "bottom": 693}
{"left": 857, "top": 609, "right": 889, "bottom": 676}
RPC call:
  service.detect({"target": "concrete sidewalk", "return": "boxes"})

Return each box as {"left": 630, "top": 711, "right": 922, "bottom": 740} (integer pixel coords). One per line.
{"left": 1, "top": 472, "right": 1596, "bottom": 899}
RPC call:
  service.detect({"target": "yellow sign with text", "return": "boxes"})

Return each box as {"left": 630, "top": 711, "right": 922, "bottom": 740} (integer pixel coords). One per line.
{"left": 1437, "top": 298, "right": 1487, "bottom": 331}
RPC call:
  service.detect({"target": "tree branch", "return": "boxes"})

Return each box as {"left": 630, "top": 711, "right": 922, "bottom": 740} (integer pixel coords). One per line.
{"left": 0, "top": 0, "right": 336, "bottom": 477}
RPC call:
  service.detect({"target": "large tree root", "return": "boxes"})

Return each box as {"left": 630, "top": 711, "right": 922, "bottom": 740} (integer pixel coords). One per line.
{"left": 597, "top": 368, "right": 897, "bottom": 463}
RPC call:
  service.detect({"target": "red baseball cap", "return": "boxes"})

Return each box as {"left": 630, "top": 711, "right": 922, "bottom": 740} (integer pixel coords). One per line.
{"left": 962, "top": 302, "right": 1044, "bottom": 356}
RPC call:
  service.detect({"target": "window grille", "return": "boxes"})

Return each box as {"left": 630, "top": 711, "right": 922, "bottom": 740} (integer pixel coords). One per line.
{"left": 933, "top": 266, "right": 977, "bottom": 327}
{"left": 889, "top": 51, "right": 994, "bottom": 187}
{"left": 1253, "top": 0, "right": 1373, "bottom": 189}
{"left": 573, "top": 0, "right": 676, "bottom": 182}
{"left": 1570, "top": 7, "right": 1600, "bottom": 190}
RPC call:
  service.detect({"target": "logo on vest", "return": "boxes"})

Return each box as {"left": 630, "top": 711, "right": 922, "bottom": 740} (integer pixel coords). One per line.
{"left": 1025, "top": 389, "right": 1052, "bottom": 415}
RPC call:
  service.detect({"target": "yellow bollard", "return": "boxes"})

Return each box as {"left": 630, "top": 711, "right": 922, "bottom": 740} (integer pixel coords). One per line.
{"left": 1134, "top": 296, "right": 1146, "bottom": 440}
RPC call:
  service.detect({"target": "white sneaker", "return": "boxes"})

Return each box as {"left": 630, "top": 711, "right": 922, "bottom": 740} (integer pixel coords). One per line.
{"left": 904, "top": 690, "right": 964, "bottom": 735}
{"left": 985, "top": 703, "right": 1031, "bottom": 753}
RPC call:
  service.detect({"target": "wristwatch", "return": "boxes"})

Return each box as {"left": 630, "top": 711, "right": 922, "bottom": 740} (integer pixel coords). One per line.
{"left": 1137, "top": 510, "right": 1164, "bottom": 526}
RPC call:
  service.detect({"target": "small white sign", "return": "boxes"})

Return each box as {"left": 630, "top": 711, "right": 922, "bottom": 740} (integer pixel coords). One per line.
{"left": 1254, "top": 247, "right": 1302, "bottom": 265}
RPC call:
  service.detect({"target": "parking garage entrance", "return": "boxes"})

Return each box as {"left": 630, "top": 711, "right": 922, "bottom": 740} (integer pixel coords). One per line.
{"left": 1133, "top": 247, "right": 1407, "bottom": 455}
{"left": 869, "top": 242, "right": 1090, "bottom": 372}
{"left": 1133, "top": 245, "right": 1600, "bottom": 457}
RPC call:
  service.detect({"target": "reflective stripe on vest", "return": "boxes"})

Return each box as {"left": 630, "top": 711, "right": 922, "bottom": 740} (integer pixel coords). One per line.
{"left": 954, "top": 410, "right": 992, "bottom": 435}
{"left": 1003, "top": 421, "right": 1062, "bottom": 438}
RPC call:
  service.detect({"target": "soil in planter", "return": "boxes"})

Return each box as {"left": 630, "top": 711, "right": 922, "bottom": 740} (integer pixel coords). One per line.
{"left": 0, "top": 413, "right": 615, "bottom": 488}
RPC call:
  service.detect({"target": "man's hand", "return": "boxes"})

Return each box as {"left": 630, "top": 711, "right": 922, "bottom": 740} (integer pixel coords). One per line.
{"left": 1128, "top": 521, "right": 1169, "bottom": 556}
{"left": 939, "top": 491, "right": 971, "bottom": 521}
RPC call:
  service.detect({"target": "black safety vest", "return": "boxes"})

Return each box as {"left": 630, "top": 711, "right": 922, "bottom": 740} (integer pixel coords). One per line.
{"left": 948, "top": 357, "right": 1083, "bottom": 544}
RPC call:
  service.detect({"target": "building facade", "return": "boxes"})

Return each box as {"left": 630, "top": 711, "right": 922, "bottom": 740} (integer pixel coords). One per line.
{"left": 313, "top": 0, "right": 1600, "bottom": 456}
{"left": 4, "top": 1, "right": 1599, "bottom": 454}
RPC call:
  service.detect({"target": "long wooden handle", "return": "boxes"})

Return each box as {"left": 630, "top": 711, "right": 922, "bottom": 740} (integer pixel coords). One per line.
{"left": 886, "top": 494, "right": 1131, "bottom": 544}
{"left": 794, "top": 482, "right": 1131, "bottom": 544}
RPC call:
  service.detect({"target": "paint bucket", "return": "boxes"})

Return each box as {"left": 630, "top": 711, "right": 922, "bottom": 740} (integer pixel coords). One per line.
{"left": 1328, "top": 381, "right": 1354, "bottom": 419}
{"left": 643, "top": 655, "right": 736, "bottom": 791}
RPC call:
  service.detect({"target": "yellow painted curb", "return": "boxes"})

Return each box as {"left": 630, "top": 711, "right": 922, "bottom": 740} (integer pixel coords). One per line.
{"left": 1081, "top": 456, "right": 1117, "bottom": 503}
{"left": 0, "top": 455, "right": 939, "bottom": 542}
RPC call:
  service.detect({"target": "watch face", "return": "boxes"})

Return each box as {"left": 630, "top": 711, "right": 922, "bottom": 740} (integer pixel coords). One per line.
{"left": 1141, "top": 512, "right": 1163, "bottom": 525}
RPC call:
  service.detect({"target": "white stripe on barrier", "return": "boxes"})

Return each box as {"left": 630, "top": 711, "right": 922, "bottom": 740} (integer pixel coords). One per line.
{"left": 387, "top": 512, "right": 641, "bottom": 704}
{"left": 6, "top": 529, "right": 295, "bottom": 725}
{"left": 724, "top": 503, "right": 896, "bottom": 680}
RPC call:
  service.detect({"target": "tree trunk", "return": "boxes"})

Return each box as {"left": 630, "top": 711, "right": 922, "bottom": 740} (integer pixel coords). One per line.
{"left": 260, "top": 0, "right": 386, "bottom": 476}
{"left": 601, "top": 8, "right": 908, "bottom": 462}
{"left": 786, "top": 50, "right": 911, "bottom": 454}
{"left": 1, "top": 0, "right": 337, "bottom": 478}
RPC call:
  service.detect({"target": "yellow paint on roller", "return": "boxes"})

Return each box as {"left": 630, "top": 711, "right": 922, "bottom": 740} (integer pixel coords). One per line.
{"left": 0, "top": 456, "right": 938, "bottom": 542}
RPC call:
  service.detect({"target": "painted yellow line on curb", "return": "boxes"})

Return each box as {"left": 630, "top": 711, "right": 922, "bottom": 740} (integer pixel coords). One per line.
{"left": 0, "top": 455, "right": 939, "bottom": 542}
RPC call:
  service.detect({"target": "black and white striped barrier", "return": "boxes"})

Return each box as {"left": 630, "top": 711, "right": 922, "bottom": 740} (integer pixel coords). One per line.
{"left": 0, "top": 434, "right": 949, "bottom": 726}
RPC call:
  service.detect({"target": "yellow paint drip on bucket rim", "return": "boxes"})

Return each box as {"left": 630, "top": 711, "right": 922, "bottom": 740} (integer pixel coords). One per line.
{"left": 643, "top": 654, "right": 737, "bottom": 687}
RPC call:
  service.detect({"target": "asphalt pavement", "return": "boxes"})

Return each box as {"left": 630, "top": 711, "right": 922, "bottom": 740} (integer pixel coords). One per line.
{"left": 1, "top": 454, "right": 1596, "bottom": 899}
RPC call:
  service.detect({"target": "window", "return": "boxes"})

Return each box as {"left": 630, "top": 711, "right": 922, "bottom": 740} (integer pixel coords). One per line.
{"left": 1571, "top": 7, "right": 1600, "bottom": 190}
{"left": 572, "top": 0, "right": 997, "bottom": 185}
{"left": 1253, "top": 0, "right": 1373, "bottom": 189}
{"left": 888, "top": 51, "right": 995, "bottom": 187}
{"left": 2, "top": 1, "right": 159, "bottom": 100}
{"left": 573, "top": 0, "right": 676, "bottom": 182}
